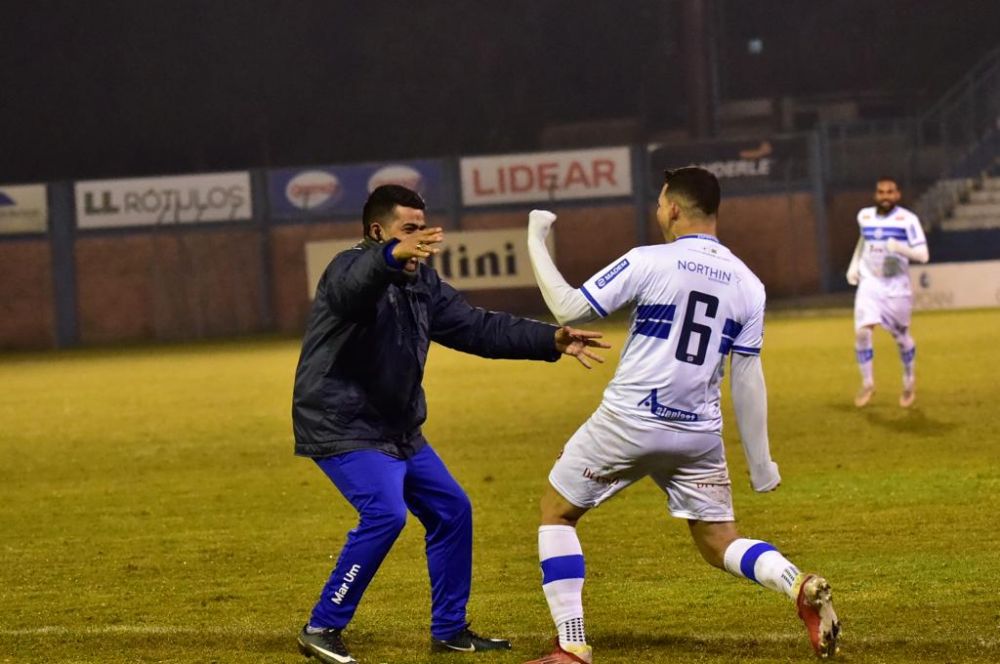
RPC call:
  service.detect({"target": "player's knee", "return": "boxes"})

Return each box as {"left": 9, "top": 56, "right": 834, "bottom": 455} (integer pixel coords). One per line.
{"left": 363, "top": 506, "right": 408, "bottom": 536}
{"left": 855, "top": 327, "right": 873, "bottom": 346}
{"left": 441, "top": 490, "right": 473, "bottom": 528}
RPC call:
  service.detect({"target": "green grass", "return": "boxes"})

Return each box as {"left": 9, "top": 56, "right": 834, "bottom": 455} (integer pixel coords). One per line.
{"left": 2, "top": 309, "right": 999, "bottom": 663}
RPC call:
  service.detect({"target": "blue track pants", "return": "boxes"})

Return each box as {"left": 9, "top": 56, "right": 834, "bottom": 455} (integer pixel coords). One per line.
{"left": 308, "top": 445, "right": 473, "bottom": 640}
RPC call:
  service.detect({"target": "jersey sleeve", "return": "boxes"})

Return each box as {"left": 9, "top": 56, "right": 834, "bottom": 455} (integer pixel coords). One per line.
{"left": 579, "top": 248, "right": 643, "bottom": 318}
{"left": 730, "top": 286, "right": 765, "bottom": 356}
{"left": 906, "top": 214, "right": 927, "bottom": 247}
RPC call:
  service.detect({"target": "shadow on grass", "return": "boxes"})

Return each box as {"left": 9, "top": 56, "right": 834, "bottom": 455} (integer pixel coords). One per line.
{"left": 828, "top": 402, "right": 957, "bottom": 437}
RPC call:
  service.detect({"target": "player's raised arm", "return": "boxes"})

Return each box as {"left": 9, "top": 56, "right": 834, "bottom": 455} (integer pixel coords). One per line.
{"left": 730, "top": 352, "right": 781, "bottom": 492}
{"left": 527, "top": 210, "right": 599, "bottom": 325}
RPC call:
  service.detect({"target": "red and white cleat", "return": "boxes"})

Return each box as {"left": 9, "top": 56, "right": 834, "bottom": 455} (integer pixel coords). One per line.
{"left": 795, "top": 574, "right": 841, "bottom": 658}
{"left": 522, "top": 639, "right": 593, "bottom": 664}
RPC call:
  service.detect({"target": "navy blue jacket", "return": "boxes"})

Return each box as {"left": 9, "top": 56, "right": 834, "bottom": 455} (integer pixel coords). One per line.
{"left": 292, "top": 238, "right": 561, "bottom": 458}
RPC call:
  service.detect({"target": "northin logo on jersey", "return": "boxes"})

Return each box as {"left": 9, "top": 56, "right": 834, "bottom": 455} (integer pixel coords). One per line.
{"left": 677, "top": 260, "right": 732, "bottom": 284}
{"left": 596, "top": 258, "right": 630, "bottom": 289}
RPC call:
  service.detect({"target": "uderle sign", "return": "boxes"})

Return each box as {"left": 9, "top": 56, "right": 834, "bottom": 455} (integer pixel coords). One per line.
{"left": 460, "top": 147, "right": 632, "bottom": 206}
{"left": 75, "top": 172, "right": 252, "bottom": 228}
{"left": 305, "top": 228, "right": 554, "bottom": 297}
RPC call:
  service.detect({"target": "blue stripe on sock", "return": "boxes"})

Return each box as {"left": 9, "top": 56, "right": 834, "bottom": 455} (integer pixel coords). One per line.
{"left": 739, "top": 542, "right": 776, "bottom": 584}
{"left": 541, "top": 554, "right": 585, "bottom": 585}
{"left": 856, "top": 348, "right": 874, "bottom": 363}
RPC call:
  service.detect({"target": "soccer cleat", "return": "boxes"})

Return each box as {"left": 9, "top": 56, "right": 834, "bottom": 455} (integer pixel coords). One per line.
{"left": 431, "top": 626, "right": 513, "bottom": 653}
{"left": 522, "top": 639, "right": 593, "bottom": 664}
{"left": 853, "top": 383, "right": 875, "bottom": 408}
{"left": 795, "top": 574, "right": 841, "bottom": 658}
{"left": 297, "top": 625, "right": 357, "bottom": 663}
{"left": 899, "top": 384, "right": 916, "bottom": 408}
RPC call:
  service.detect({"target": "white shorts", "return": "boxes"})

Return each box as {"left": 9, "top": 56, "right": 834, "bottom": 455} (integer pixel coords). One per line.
{"left": 854, "top": 281, "right": 912, "bottom": 334}
{"left": 548, "top": 404, "right": 734, "bottom": 522}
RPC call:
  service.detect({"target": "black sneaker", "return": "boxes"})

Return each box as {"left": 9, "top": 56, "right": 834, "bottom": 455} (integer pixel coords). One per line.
{"left": 431, "top": 626, "right": 512, "bottom": 653}
{"left": 297, "top": 625, "right": 358, "bottom": 663}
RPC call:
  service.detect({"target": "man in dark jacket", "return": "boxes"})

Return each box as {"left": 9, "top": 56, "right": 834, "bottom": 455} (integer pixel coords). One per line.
{"left": 294, "top": 184, "right": 607, "bottom": 664}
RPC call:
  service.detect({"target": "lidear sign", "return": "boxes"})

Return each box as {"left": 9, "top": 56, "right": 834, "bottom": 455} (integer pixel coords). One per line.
{"left": 75, "top": 172, "right": 253, "bottom": 229}
{"left": 460, "top": 147, "right": 632, "bottom": 206}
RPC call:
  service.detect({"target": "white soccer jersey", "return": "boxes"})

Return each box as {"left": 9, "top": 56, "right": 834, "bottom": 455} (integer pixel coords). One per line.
{"left": 579, "top": 234, "right": 765, "bottom": 435}
{"left": 856, "top": 205, "right": 926, "bottom": 297}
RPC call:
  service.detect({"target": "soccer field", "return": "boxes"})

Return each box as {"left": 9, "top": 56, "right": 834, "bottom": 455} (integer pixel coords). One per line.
{"left": 2, "top": 308, "right": 998, "bottom": 664}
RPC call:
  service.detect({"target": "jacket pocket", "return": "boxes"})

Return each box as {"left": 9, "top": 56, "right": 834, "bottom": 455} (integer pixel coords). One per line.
{"left": 322, "top": 376, "right": 366, "bottom": 426}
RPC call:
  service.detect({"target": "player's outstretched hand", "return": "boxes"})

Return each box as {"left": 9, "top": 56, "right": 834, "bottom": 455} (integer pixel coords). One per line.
{"left": 529, "top": 209, "right": 557, "bottom": 239}
{"left": 391, "top": 227, "right": 444, "bottom": 262}
{"left": 554, "top": 326, "right": 611, "bottom": 369}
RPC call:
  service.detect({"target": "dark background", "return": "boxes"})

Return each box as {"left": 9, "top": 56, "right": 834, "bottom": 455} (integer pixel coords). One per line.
{"left": 2, "top": 0, "right": 999, "bottom": 183}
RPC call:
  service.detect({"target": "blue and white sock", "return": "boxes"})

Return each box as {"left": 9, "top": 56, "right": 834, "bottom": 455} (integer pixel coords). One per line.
{"left": 539, "top": 525, "right": 587, "bottom": 647}
{"left": 723, "top": 538, "right": 801, "bottom": 599}
{"left": 897, "top": 335, "right": 916, "bottom": 387}
{"left": 856, "top": 327, "right": 874, "bottom": 387}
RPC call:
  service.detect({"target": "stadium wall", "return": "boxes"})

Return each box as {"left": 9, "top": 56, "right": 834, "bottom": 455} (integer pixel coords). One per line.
{"left": 73, "top": 227, "right": 266, "bottom": 345}
{"left": 0, "top": 238, "right": 55, "bottom": 349}
{"left": 0, "top": 138, "right": 886, "bottom": 350}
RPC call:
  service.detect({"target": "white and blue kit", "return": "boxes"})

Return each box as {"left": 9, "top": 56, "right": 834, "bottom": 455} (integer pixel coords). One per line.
{"left": 527, "top": 211, "right": 824, "bottom": 655}
{"left": 852, "top": 205, "right": 927, "bottom": 333}
{"left": 527, "top": 214, "right": 805, "bottom": 652}
{"left": 543, "top": 234, "right": 770, "bottom": 521}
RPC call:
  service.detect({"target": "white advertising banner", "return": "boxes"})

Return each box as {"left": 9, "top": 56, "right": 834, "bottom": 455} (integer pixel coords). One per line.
{"left": 75, "top": 172, "right": 253, "bottom": 228}
{"left": 460, "top": 147, "right": 632, "bottom": 206}
{"left": 0, "top": 184, "right": 48, "bottom": 233}
{"left": 911, "top": 260, "right": 1000, "bottom": 310}
{"left": 305, "top": 228, "right": 553, "bottom": 297}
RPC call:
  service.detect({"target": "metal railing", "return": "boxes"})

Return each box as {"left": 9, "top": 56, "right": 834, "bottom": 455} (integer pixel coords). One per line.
{"left": 820, "top": 45, "right": 1000, "bottom": 191}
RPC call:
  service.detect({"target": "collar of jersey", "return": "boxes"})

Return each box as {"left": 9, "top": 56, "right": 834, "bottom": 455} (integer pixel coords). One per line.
{"left": 675, "top": 234, "right": 720, "bottom": 243}
{"left": 875, "top": 206, "right": 898, "bottom": 218}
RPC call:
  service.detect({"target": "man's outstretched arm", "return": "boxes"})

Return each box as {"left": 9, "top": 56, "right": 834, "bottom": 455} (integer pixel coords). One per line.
{"left": 429, "top": 277, "right": 608, "bottom": 367}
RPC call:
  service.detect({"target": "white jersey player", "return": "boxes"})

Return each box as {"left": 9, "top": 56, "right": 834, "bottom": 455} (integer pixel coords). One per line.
{"left": 846, "top": 177, "right": 929, "bottom": 408}
{"left": 521, "top": 167, "right": 840, "bottom": 664}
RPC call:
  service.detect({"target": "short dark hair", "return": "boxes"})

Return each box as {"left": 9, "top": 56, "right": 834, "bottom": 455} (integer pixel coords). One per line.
{"left": 362, "top": 184, "right": 426, "bottom": 237}
{"left": 663, "top": 167, "right": 720, "bottom": 216}
{"left": 876, "top": 175, "right": 900, "bottom": 188}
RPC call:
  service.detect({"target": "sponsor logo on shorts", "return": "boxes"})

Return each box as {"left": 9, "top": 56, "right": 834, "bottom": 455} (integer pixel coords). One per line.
{"left": 582, "top": 467, "right": 618, "bottom": 486}
{"left": 596, "top": 258, "right": 629, "bottom": 289}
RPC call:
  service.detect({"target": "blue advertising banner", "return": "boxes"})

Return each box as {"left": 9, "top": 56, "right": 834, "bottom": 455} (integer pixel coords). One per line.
{"left": 268, "top": 160, "right": 447, "bottom": 218}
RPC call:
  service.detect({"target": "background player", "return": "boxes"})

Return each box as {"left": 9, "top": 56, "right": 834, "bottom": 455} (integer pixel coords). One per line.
{"left": 521, "top": 167, "right": 840, "bottom": 663}
{"left": 846, "top": 176, "right": 929, "bottom": 407}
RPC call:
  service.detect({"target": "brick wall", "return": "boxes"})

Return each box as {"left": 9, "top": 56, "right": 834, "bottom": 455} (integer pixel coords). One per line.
{"left": 74, "top": 228, "right": 264, "bottom": 344}
{"left": 0, "top": 239, "right": 54, "bottom": 349}
{"left": 0, "top": 191, "right": 876, "bottom": 349}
